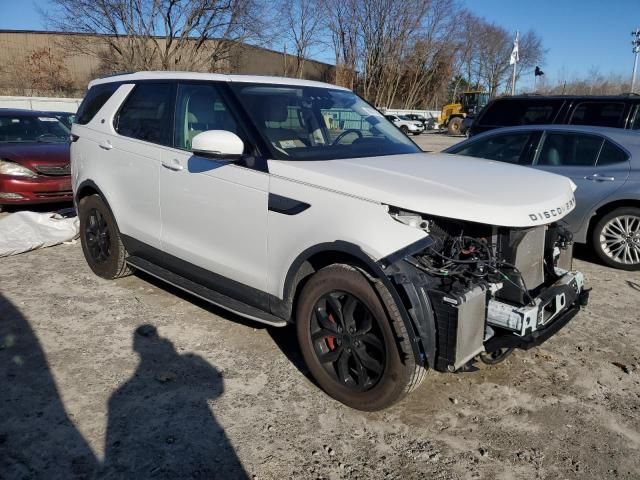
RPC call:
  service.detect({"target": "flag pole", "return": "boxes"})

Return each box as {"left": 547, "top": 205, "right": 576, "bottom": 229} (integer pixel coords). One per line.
{"left": 511, "top": 30, "right": 518, "bottom": 95}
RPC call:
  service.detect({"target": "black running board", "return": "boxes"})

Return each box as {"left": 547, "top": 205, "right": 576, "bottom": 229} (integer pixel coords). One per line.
{"left": 126, "top": 256, "right": 287, "bottom": 327}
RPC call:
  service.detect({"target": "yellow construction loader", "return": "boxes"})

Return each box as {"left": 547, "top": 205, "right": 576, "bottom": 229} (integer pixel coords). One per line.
{"left": 439, "top": 91, "right": 489, "bottom": 135}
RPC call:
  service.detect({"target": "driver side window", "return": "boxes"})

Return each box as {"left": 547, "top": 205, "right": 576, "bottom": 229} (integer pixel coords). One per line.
{"left": 174, "top": 83, "right": 241, "bottom": 151}
{"left": 452, "top": 132, "right": 534, "bottom": 164}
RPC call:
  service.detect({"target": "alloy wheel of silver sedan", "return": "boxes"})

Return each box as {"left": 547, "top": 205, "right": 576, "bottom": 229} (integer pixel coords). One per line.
{"left": 594, "top": 207, "right": 640, "bottom": 270}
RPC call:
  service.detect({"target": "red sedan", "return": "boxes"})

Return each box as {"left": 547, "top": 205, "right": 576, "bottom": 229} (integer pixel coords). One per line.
{"left": 0, "top": 109, "right": 72, "bottom": 211}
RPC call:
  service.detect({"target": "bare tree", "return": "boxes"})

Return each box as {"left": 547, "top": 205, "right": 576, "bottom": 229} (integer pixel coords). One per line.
{"left": 277, "top": 0, "right": 323, "bottom": 78}
{"left": 44, "top": 0, "right": 266, "bottom": 73}
{"left": 324, "top": 0, "right": 359, "bottom": 89}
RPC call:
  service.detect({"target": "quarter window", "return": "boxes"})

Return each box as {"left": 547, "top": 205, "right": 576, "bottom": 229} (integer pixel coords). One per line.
{"left": 76, "top": 82, "right": 120, "bottom": 125}
{"left": 115, "top": 83, "right": 174, "bottom": 146}
{"left": 174, "top": 83, "right": 243, "bottom": 151}
{"left": 536, "top": 133, "right": 603, "bottom": 167}
{"left": 597, "top": 140, "right": 629, "bottom": 165}
{"left": 569, "top": 102, "right": 625, "bottom": 128}
{"left": 449, "top": 132, "right": 534, "bottom": 164}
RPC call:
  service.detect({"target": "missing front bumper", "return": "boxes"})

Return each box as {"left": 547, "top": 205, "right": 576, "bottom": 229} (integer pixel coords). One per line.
{"left": 484, "top": 288, "right": 589, "bottom": 352}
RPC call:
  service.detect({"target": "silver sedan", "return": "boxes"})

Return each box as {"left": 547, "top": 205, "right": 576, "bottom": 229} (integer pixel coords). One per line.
{"left": 444, "top": 125, "right": 640, "bottom": 270}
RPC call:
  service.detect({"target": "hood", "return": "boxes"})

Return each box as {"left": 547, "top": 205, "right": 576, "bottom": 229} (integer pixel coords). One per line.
{"left": 0, "top": 143, "right": 70, "bottom": 170}
{"left": 268, "top": 153, "right": 577, "bottom": 228}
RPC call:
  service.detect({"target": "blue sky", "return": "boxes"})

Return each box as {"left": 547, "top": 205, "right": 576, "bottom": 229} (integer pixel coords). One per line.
{"left": 463, "top": 0, "right": 638, "bottom": 88}
{"left": 1, "top": 0, "right": 637, "bottom": 89}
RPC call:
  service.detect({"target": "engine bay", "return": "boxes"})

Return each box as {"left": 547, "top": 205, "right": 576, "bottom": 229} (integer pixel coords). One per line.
{"left": 388, "top": 208, "right": 586, "bottom": 371}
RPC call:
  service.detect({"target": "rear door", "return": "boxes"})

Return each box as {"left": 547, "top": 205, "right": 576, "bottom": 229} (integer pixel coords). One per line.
{"left": 99, "top": 82, "right": 175, "bottom": 250}
{"left": 532, "top": 131, "right": 630, "bottom": 233}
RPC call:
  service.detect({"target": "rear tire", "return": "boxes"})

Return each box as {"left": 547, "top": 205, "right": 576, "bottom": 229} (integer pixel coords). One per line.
{"left": 447, "top": 117, "right": 463, "bottom": 135}
{"left": 591, "top": 207, "right": 640, "bottom": 270}
{"left": 296, "top": 264, "right": 425, "bottom": 411}
{"left": 78, "top": 194, "right": 131, "bottom": 279}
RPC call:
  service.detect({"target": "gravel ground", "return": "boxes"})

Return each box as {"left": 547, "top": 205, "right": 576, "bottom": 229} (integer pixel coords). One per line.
{"left": 2, "top": 133, "right": 640, "bottom": 479}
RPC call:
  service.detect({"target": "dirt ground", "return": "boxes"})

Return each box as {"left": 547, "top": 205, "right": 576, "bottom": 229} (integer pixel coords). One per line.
{"left": 1, "top": 133, "right": 640, "bottom": 479}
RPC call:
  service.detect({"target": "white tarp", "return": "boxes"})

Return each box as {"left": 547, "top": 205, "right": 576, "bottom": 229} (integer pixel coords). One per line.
{"left": 0, "top": 212, "right": 79, "bottom": 257}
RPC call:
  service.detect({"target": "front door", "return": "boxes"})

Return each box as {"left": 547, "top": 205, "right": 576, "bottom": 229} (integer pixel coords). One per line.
{"left": 159, "top": 82, "right": 270, "bottom": 308}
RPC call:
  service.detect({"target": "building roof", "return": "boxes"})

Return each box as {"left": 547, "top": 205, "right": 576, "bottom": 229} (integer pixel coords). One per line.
{"left": 89, "top": 71, "right": 349, "bottom": 91}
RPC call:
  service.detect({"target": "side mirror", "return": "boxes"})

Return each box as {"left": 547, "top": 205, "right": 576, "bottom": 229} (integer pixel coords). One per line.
{"left": 191, "top": 130, "right": 244, "bottom": 161}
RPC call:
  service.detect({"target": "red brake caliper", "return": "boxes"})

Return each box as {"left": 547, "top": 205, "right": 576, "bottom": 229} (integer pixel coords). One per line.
{"left": 325, "top": 313, "right": 337, "bottom": 350}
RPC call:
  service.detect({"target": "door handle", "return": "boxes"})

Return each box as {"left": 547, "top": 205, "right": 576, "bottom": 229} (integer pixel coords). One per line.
{"left": 161, "top": 159, "right": 184, "bottom": 171}
{"left": 585, "top": 174, "right": 615, "bottom": 182}
{"left": 99, "top": 140, "right": 113, "bottom": 150}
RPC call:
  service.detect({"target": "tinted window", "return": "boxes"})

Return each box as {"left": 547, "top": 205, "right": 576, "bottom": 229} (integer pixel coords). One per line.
{"left": 536, "top": 133, "right": 603, "bottom": 167}
{"left": 597, "top": 140, "right": 629, "bottom": 165}
{"left": 449, "top": 132, "right": 533, "bottom": 164}
{"left": 76, "top": 83, "right": 120, "bottom": 125}
{"left": 116, "top": 83, "right": 174, "bottom": 146}
{"left": 569, "top": 102, "right": 625, "bottom": 128}
{"left": 230, "top": 83, "right": 419, "bottom": 161}
{"left": 174, "top": 83, "right": 243, "bottom": 151}
{"left": 631, "top": 107, "right": 640, "bottom": 130}
{"left": 478, "top": 99, "right": 563, "bottom": 127}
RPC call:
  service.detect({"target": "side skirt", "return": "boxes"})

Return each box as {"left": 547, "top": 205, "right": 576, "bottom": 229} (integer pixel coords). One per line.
{"left": 126, "top": 255, "right": 287, "bottom": 328}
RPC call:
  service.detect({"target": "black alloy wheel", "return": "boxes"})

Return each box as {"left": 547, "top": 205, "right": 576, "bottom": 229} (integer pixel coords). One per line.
{"left": 296, "top": 264, "right": 426, "bottom": 410}
{"left": 78, "top": 194, "right": 131, "bottom": 279}
{"left": 85, "top": 208, "right": 111, "bottom": 263}
{"left": 310, "top": 291, "right": 386, "bottom": 391}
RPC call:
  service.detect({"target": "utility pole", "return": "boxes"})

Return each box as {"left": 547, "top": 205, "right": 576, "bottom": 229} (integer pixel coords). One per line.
{"left": 632, "top": 28, "right": 640, "bottom": 93}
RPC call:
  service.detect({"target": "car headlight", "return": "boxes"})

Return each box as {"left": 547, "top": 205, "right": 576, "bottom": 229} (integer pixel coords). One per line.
{"left": 0, "top": 159, "right": 38, "bottom": 178}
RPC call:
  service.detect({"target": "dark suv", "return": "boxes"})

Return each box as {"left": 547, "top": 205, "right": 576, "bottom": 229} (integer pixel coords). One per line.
{"left": 469, "top": 95, "right": 640, "bottom": 137}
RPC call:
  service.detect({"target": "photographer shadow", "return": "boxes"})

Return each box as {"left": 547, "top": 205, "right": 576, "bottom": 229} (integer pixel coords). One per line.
{"left": 1, "top": 293, "right": 247, "bottom": 479}
{"left": 99, "top": 324, "right": 247, "bottom": 479}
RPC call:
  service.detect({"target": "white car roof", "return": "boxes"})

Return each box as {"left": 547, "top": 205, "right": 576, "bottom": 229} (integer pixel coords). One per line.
{"left": 88, "top": 71, "right": 350, "bottom": 91}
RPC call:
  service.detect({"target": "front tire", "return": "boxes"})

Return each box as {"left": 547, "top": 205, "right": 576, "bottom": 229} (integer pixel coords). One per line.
{"left": 447, "top": 117, "right": 463, "bottom": 135}
{"left": 296, "top": 264, "right": 425, "bottom": 411}
{"left": 400, "top": 125, "right": 409, "bottom": 135}
{"left": 592, "top": 207, "right": 640, "bottom": 271}
{"left": 78, "top": 194, "right": 131, "bottom": 279}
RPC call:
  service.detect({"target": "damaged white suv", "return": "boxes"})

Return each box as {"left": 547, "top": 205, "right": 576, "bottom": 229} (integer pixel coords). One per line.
{"left": 71, "top": 72, "right": 588, "bottom": 411}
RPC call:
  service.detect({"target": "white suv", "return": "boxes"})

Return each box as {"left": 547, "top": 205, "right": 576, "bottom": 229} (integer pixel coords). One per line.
{"left": 71, "top": 72, "right": 588, "bottom": 410}
{"left": 384, "top": 114, "right": 424, "bottom": 136}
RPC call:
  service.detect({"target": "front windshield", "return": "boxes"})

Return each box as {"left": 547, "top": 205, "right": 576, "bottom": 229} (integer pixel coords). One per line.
{"left": 230, "top": 83, "right": 420, "bottom": 161}
{"left": 0, "top": 115, "right": 70, "bottom": 143}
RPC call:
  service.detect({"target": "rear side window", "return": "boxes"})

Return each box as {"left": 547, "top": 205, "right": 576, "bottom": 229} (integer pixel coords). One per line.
{"left": 478, "top": 100, "right": 563, "bottom": 127}
{"left": 569, "top": 102, "right": 625, "bottom": 128}
{"left": 115, "top": 83, "right": 174, "bottom": 146}
{"left": 536, "top": 132, "right": 603, "bottom": 167}
{"left": 597, "top": 140, "right": 629, "bottom": 165}
{"left": 631, "top": 107, "right": 640, "bottom": 130}
{"left": 449, "top": 132, "right": 534, "bottom": 164}
{"left": 76, "top": 83, "right": 120, "bottom": 125}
